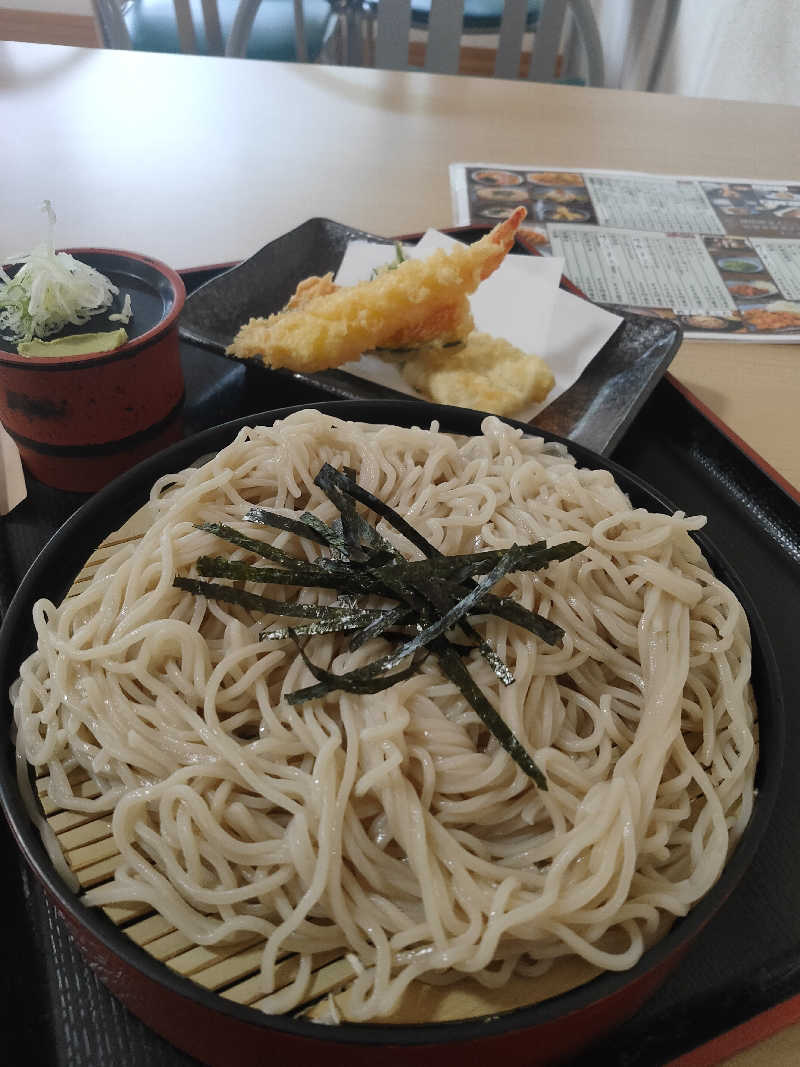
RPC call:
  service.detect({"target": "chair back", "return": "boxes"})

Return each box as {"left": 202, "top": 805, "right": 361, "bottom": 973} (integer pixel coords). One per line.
{"left": 92, "top": 0, "right": 308, "bottom": 59}
{"left": 226, "top": 0, "right": 307, "bottom": 58}
{"left": 93, "top": 0, "right": 224, "bottom": 53}
{"left": 374, "top": 0, "right": 604, "bottom": 84}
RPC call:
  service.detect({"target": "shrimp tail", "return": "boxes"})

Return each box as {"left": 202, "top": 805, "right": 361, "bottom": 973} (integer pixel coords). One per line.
{"left": 476, "top": 205, "right": 527, "bottom": 280}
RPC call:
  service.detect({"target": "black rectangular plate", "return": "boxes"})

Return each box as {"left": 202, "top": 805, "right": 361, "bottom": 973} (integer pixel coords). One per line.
{"left": 2, "top": 271, "right": 799, "bottom": 1067}
{"left": 178, "top": 218, "right": 683, "bottom": 455}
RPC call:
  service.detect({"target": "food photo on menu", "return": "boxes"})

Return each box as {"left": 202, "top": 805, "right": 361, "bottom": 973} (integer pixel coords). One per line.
{"left": 701, "top": 181, "right": 800, "bottom": 238}
{"left": 450, "top": 164, "right": 800, "bottom": 339}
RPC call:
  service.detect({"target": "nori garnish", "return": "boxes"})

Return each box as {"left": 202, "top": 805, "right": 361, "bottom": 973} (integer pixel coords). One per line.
{"left": 244, "top": 506, "right": 331, "bottom": 546}
{"left": 174, "top": 464, "right": 585, "bottom": 788}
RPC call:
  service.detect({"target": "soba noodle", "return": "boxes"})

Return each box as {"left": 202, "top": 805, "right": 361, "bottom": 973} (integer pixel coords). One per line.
{"left": 12, "top": 411, "right": 756, "bottom": 1021}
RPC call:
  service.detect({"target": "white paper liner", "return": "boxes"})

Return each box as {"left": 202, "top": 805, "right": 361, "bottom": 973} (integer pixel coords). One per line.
{"left": 334, "top": 230, "right": 622, "bottom": 422}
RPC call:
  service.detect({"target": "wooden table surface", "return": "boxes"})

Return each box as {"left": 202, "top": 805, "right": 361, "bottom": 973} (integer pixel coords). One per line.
{"left": 2, "top": 41, "right": 800, "bottom": 1066}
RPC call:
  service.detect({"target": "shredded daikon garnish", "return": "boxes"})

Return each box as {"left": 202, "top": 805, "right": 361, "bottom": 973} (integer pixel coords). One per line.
{"left": 108, "top": 292, "right": 132, "bottom": 324}
{"left": 0, "top": 202, "right": 121, "bottom": 343}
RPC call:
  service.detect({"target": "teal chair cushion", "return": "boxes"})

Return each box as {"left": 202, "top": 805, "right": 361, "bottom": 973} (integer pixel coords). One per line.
{"left": 124, "top": 0, "right": 332, "bottom": 60}
{"left": 411, "top": 0, "right": 541, "bottom": 32}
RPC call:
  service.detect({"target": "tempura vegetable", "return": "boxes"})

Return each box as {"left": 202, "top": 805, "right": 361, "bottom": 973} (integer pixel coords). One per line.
{"left": 402, "top": 331, "right": 554, "bottom": 416}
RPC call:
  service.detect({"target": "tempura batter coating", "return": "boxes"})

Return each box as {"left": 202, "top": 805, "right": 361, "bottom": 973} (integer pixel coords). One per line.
{"left": 403, "top": 331, "right": 555, "bottom": 416}
{"left": 285, "top": 273, "right": 338, "bottom": 309}
{"left": 227, "top": 208, "right": 525, "bottom": 372}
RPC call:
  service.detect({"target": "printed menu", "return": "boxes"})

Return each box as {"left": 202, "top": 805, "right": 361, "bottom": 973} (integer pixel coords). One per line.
{"left": 450, "top": 165, "right": 800, "bottom": 340}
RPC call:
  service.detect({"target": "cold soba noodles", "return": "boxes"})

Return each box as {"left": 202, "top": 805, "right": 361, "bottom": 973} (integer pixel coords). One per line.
{"left": 13, "top": 411, "right": 757, "bottom": 1021}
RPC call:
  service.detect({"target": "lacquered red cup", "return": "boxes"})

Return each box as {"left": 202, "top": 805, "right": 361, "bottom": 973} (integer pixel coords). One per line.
{"left": 0, "top": 248, "right": 186, "bottom": 492}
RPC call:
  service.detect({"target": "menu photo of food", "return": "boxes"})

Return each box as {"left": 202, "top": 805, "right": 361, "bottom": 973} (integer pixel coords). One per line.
{"left": 679, "top": 313, "right": 746, "bottom": 333}
{"left": 701, "top": 235, "right": 800, "bottom": 334}
{"left": 466, "top": 168, "right": 598, "bottom": 251}
{"left": 701, "top": 181, "right": 800, "bottom": 239}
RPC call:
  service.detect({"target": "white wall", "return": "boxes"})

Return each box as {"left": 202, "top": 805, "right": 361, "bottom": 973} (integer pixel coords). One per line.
{"left": 591, "top": 0, "right": 665, "bottom": 90}
{"left": 658, "top": 0, "right": 800, "bottom": 106}
{"left": 592, "top": 0, "right": 800, "bottom": 106}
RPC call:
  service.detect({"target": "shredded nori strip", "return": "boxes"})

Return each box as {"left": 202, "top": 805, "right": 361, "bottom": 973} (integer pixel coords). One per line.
{"left": 196, "top": 555, "right": 386, "bottom": 596}
{"left": 480, "top": 594, "right": 564, "bottom": 646}
{"left": 194, "top": 522, "right": 298, "bottom": 566}
{"left": 399, "top": 571, "right": 515, "bottom": 685}
{"left": 174, "top": 464, "right": 585, "bottom": 789}
{"left": 371, "top": 543, "right": 545, "bottom": 580}
{"left": 298, "top": 512, "right": 348, "bottom": 552}
{"left": 173, "top": 576, "right": 387, "bottom": 624}
{"left": 244, "top": 506, "right": 331, "bottom": 546}
{"left": 262, "top": 617, "right": 389, "bottom": 641}
{"left": 347, "top": 605, "right": 416, "bottom": 649}
{"left": 434, "top": 638, "right": 547, "bottom": 789}
{"left": 286, "top": 634, "right": 428, "bottom": 701}
{"left": 198, "top": 556, "right": 337, "bottom": 587}
{"left": 374, "top": 540, "right": 582, "bottom": 582}
{"left": 315, "top": 463, "right": 438, "bottom": 559}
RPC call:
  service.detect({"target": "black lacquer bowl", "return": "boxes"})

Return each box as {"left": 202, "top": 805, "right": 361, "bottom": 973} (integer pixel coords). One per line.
{"left": 0, "top": 400, "right": 782, "bottom": 1067}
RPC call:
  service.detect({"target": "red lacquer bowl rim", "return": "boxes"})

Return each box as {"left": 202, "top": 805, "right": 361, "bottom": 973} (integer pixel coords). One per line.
{"left": 0, "top": 248, "right": 185, "bottom": 369}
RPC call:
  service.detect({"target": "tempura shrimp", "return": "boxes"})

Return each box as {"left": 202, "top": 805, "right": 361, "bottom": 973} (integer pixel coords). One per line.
{"left": 227, "top": 208, "right": 525, "bottom": 372}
